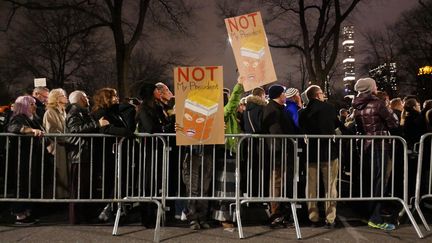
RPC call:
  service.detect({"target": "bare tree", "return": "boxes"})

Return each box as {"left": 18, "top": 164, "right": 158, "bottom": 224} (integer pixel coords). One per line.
{"left": 216, "top": 0, "right": 361, "bottom": 89}
{"left": 3, "top": 0, "right": 196, "bottom": 97}
{"left": 4, "top": 8, "right": 104, "bottom": 89}
{"left": 264, "top": 0, "right": 361, "bottom": 88}
{"left": 358, "top": 29, "right": 397, "bottom": 74}
{"left": 128, "top": 49, "right": 188, "bottom": 94}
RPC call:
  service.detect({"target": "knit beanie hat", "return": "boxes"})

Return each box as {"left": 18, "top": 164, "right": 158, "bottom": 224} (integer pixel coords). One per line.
{"left": 268, "top": 85, "right": 286, "bottom": 99}
{"left": 285, "top": 88, "right": 299, "bottom": 98}
{"left": 354, "top": 78, "right": 376, "bottom": 93}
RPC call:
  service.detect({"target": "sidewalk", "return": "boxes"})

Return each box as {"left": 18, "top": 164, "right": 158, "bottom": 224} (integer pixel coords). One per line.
{"left": 0, "top": 204, "right": 430, "bottom": 242}
{"left": 0, "top": 222, "right": 427, "bottom": 242}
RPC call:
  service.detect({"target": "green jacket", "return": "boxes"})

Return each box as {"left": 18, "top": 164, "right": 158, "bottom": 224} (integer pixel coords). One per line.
{"left": 224, "top": 83, "right": 244, "bottom": 153}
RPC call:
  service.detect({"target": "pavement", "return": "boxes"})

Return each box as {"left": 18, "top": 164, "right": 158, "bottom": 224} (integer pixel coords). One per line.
{"left": 0, "top": 203, "right": 431, "bottom": 242}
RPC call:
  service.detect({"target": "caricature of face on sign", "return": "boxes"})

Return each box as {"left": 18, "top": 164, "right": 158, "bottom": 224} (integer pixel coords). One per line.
{"left": 174, "top": 66, "right": 224, "bottom": 146}
{"left": 225, "top": 11, "right": 277, "bottom": 91}
{"left": 183, "top": 83, "right": 219, "bottom": 141}
{"left": 240, "top": 40, "right": 265, "bottom": 84}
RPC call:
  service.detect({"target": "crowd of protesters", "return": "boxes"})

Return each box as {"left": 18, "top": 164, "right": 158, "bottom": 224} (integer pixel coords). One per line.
{"left": 0, "top": 76, "right": 432, "bottom": 233}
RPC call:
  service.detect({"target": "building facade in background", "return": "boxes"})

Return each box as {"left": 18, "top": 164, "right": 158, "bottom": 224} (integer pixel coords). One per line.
{"left": 342, "top": 25, "right": 355, "bottom": 94}
{"left": 369, "top": 63, "right": 398, "bottom": 97}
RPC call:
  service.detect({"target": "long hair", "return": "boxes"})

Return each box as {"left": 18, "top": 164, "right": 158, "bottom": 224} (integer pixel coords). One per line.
{"left": 401, "top": 98, "right": 419, "bottom": 126}
{"left": 12, "top": 95, "right": 36, "bottom": 119}
{"left": 92, "top": 88, "right": 117, "bottom": 112}
{"left": 46, "top": 88, "right": 67, "bottom": 109}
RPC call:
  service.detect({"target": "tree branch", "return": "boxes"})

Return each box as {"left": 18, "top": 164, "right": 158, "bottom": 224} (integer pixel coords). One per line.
{"left": 127, "top": 0, "right": 150, "bottom": 52}
{"left": 269, "top": 43, "right": 305, "bottom": 54}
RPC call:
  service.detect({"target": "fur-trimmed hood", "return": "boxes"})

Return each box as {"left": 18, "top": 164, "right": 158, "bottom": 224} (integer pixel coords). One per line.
{"left": 245, "top": 95, "right": 267, "bottom": 109}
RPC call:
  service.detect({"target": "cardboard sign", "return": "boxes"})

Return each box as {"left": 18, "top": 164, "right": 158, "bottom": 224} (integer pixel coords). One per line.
{"left": 225, "top": 11, "right": 277, "bottom": 91}
{"left": 34, "top": 78, "right": 47, "bottom": 87}
{"left": 174, "top": 66, "right": 224, "bottom": 145}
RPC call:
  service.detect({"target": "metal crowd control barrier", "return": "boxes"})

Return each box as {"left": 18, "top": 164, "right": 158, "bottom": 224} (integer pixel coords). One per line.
{"left": 162, "top": 134, "right": 239, "bottom": 221}
{"left": 414, "top": 133, "right": 432, "bottom": 234}
{"left": 0, "top": 133, "right": 426, "bottom": 241}
{"left": 234, "top": 134, "right": 423, "bottom": 239}
{"left": 0, "top": 133, "right": 163, "bottom": 243}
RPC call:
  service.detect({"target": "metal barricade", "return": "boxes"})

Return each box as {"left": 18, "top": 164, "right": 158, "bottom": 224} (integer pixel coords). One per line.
{"left": 0, "top": 133, "right": 426, "bottom": 241}
{"left": 162, "top": 134, "right": 239, "bottom": 225}
{"left": 234, "top": 134, "right": 423, "bottom": 239}
{"left": 0, "top": 133, "right": 164, "bottom": 243}
{"left": 414, "top": 133, "right": 432, "bottom": 234}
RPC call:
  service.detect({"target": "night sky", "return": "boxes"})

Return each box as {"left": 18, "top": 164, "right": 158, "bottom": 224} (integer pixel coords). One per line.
{"left": 0, "top": 0, "right": 421, "bottom": 92}
{"left": 173, "top": 0, "right": 420, "bottom": 90}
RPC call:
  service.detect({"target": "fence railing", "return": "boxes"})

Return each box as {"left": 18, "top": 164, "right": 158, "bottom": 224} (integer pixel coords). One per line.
{"left": 0, "top": 133, "right": 427, "bottom": 242}
{"left": 414, "top": 133, "right": 432, "bottom": 234}
{"left": 233, "top": 134, "right": 422, "bottom": 239}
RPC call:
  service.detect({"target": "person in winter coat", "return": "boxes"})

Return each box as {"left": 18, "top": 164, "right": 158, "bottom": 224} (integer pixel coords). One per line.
{"left": 136, "top": 83, "right": 170, "bottom": 227}
{"left": 43, "top": 88, "right": 69, "bottom": 199}
{"left": 298, "top": 85, "right": 339, "bottom": 228}
{"left": 352, "top": 78, "right": 398, "bottom": 231}
{"left": 284, "top": 87, "right": 302, "bottom": 130}
{"left": 91, "top": 88, "right": 135, "bottom": 221}
{"left": 242, "top": 87, "right": 267, "bottom": 197}
{"left": 65, "top": 90, "right": 109, "bottom": 224}
{"left": 261, "top": 84, "right": 297, "bottom": 228}
{"left": 400, "top": 98, "right": 428, "bottom": 199}
{"left": 7, "top": 95, "right": 45, "bottom": 225}
{"left": 243, "top": 87, "right": 266, "bottom": 134}
{"left": 213, "top": 76, "right": 245, "bottom": 230}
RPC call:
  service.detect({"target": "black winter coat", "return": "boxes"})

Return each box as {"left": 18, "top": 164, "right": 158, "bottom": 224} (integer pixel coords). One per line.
{"left": 262, "top": 100, "right": 297, "bottom": 152}
{"left": 6, "top": 114, "right": 44, "bottom": 197}
{"left": 298, "top": 98, "right": 339, "bottom": 162}
{"left": 403, "top": 110, "right": 427, "bottom": 150}
{"left": 65, "top": 104, "right": 100, "bottom": 164}
{"left": 262, "top": 100, "right": 296, "bottom": 135}
{"left": 137, "top": 101, "right": 167, "bottom": 133}
{"left": 92, "top": 104, "right": 135, "bottom": 137}
{"left": 243, "top": 95, "right": 266, "bottom": 134}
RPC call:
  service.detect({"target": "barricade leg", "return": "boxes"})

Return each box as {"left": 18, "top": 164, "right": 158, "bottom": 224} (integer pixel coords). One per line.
{"left": 236, "top": 200, "right": 244, "bottom": 238}
{"left": 154, "top": 200, "right": 163, "bottom": 243}
{"left": 415, "top": 200, "right": 430, "bottom": 231}
{"left": 112, "top": 202, "right": 122, "bottom": 236}
{"left": 400, "top": 200, "right": 424, "bottom": 238}
{"left": 111, "top": 199, "right": 162, "bottom": 243}
{"left": 290, "top": 202, "right": 302, "bottom": 239}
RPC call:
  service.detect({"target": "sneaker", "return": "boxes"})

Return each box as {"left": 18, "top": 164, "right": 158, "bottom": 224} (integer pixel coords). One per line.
{"left": 200, "top": 221, "right": 211, "bottom": 229}
{"left": 15, "top": 216, "right": 38, "bottom": 226}
{"left": 98, "top": 205, "right": 112, "bottom": 222}
{"left": 367, "top": 221, "right": 396, "bottom": 231}
{"left": 190, "top": 220, "right": 200, "bottom": 230}
{"left": 180, "top": 210, "right": 188, "bottom": 221}
{"left": 222, "top": 221, "right": 234, "bottom": 232}
{"left": 324, "top": 221, "right": 336, "bottom": 229}
{"left": 270, "top": 216, "right": 286, "bottom": 229}
{"left": 222, "top": 221, "right": 234, "bottom": 227}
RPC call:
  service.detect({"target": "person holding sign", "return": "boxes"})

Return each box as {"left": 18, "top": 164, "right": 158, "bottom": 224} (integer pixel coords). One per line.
{"left": 213, "top": 76, "right": 245, "bottom": 231}
{"left": 174, "top": 66, "right": 224, "bottom": 230}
